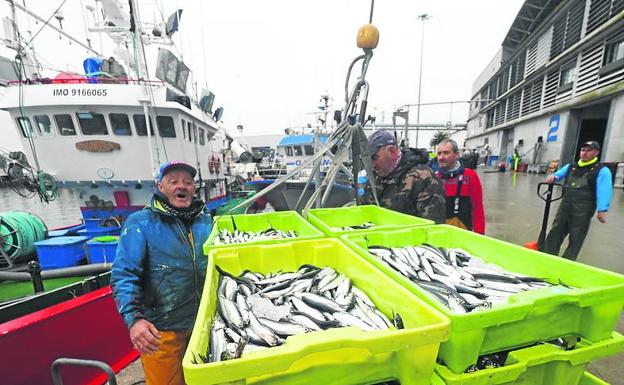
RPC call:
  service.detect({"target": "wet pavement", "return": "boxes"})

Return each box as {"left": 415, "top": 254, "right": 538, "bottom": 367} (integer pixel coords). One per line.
{"left": 480, "top": 170, "right": 624, "bottom": 274}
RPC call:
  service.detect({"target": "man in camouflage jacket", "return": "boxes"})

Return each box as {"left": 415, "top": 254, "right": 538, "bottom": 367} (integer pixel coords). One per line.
{"left": 362, "top": 130, "right": 446, "bottom": 223}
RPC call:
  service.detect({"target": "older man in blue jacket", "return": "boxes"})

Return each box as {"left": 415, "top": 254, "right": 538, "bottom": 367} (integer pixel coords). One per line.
{"left": 111, "top": 160, "right": 212, "bottom": 385}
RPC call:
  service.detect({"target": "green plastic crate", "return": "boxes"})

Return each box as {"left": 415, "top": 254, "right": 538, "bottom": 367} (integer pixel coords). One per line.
{"left": 183, "top": 239, "right": 450, "bottom": 385}
{"left": 306, "top": 205, "right": 434, "bottom": 236}
{"left": 431, "top": 371, "right": 611, "bottom": 385}
{"left": 578, "top": 372, "right": 611, "bottom": 385}
{"left": 434, "top": 332, "right": 624, "bottom": 385}
{"left": 204, "top": 211, "right": 324, "bottom": 252}
{"left": 341, "top": 225, "right": 624, "bottom": 374}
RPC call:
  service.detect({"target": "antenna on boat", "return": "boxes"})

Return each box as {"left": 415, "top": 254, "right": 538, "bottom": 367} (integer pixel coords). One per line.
{"left": 226, "top": 2, "right": 381, "bottom": 215}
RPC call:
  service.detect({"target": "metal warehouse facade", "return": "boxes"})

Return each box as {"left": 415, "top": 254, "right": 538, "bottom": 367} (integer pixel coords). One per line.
{"left": 466, "top": 0, "right": 624, "bottom": 166}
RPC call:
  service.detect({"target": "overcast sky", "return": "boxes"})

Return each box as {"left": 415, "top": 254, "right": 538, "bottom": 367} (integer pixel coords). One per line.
{"left": 8, "top": 0, "right": 525, "bottom": 146}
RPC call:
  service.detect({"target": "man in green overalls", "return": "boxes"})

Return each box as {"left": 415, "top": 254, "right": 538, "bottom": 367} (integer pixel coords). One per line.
{"left": 543, "top": 141, "right": 613, "bottom": 260}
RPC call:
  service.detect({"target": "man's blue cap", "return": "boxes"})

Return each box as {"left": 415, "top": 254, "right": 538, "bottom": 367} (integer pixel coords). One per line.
{"left": 158, "top": 160, "right": 196, "bottom": 182}
{"left": 368, "top": 130, "right": 397, "bottom": 156}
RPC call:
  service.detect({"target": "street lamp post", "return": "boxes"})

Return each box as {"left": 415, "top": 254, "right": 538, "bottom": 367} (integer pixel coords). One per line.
{"left": 415, "top": 13, "right": 431, "bottom": 148}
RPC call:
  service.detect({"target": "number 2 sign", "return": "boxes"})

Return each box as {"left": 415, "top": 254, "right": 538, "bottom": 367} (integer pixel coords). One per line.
{"left": 547, "top": 115, "right": 560, "bottom": 142}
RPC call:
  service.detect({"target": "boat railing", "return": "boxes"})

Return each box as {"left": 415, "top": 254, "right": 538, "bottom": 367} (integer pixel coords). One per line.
{"left": 6, "top": 77, "right": 165, "bottom": 87}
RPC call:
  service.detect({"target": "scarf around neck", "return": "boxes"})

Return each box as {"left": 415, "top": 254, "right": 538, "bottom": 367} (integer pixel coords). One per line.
{"left": 154, "top": 193, "right": 205, "bottom": 223}
{"left": 577, "top": 157, "right": 598, "bottom": 168}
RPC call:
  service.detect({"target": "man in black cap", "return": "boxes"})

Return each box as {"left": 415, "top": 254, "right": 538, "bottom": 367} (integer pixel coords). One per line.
{"left": 543, "top": 141, "right": 613, "bottom": 260}
{"left": 362, "top": 130, "right": 445, "bottom": 223}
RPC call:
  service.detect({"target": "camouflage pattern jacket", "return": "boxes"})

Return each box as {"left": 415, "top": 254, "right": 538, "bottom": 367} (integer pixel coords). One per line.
{"left": 363, "top": 149, "right": 446, "bottom": 223}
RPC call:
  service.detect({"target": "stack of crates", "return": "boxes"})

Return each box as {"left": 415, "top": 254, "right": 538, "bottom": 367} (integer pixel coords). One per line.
{"left": 336, "top": 224, "right": 624, "bottom": 385}
{"left": 182, "top": 207, "right": 621, "bottom": 385}
{"left": 184, "top": 236, "right": 450, "bottom": 385}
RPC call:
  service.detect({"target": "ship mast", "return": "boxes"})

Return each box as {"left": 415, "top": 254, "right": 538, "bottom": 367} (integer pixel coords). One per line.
{"left": 128, "top": 0, "right": 157, "bottom": 178}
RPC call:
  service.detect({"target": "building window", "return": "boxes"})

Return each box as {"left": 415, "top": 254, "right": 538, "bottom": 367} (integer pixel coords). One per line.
{"left": 285, "top": 146, "right": 293, "bottom": 156}
{"left": 558, "top": 64, "right": 575, "bottom": 93}
{"left": 34, "top": 115, "right": 53, "bottom": 137}
{"left": 598, "top": 37, "right": 624, "bottom": 77}
{"left": 133, "top": 114, "right": 154, "bottom": 136}
{"left": 77, "top": 112, "right": 108, "bottom": 135}
{"left": 198, "top": 127, "right": 205, "bottom": 145}
{"left": 181, "top": 118, "right": 186, "bottom": 140}
{"left": 187, "top": 121, "right": 193, "bottom": 142}
{"left": 109, "top": 113, "right": 132, "bottom": 136}
{"left": 54, "top": 114, "right": 76, "bottom": 136}
{"left": 293, "top": 146, "right": 304, "bottom": 156}
{"left": 605, "top": 39, "right": 624, "bottom": 64}
{"left": 560, "top": 67, "right": 574, "bottom": 86}
{"left": 16, "top": 116, "right": 33, "bottom": 137}
{"left": 157, "top": 116, "right": 176, "bottom": 138}
{"left": 304, "top": 145, "right": 314, "bottom": 155}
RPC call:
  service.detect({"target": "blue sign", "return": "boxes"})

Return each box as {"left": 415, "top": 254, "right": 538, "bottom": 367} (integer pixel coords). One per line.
{"left": 547, "top": 115, "right": 560, "bottom": 142}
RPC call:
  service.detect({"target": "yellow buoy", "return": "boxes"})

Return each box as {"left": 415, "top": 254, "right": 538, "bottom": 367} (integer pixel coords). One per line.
{"left": 356, "top": 24, "right": 379, "bottom": 49}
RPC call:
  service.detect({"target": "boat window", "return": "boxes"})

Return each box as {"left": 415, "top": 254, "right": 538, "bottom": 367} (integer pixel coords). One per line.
{"left": 157, "top": 116, "right": 176, "bottom": 138}
{"left": 198, "top": 127, "right": 205, "bottom": 145}
{"left": 285, "top": 146, "right": 293, "bottom": 156}
{"left": 16, "top": 117, "right": 34, "bottom": 137}
{"left": 54, "top": 114, "right": 77, "bottom": 136}
{"left": 304, "top": 145, "right": 314, "bottom": 155}
{"left": 181, "top": 118, "right": 186, "bottom": 140}
{"left": 187, "top": 121, "right": 194, "bottom": 142}
{"left": 77, "top": 112, "right": 108, "bottom": 135}
{"left": 133, "top": 114, "right": 154, "bottom": 136}
{"left": 109, "top": 113, "right": 132, "bottom": 136}
{"left": 0, "top": 57, "right": 19, "bottom": 81}
{"left": 34, "top": 115, "right": 53, "bottom": 137}
{"left": 294, "top": 146, "right": 304, "bottom": 156}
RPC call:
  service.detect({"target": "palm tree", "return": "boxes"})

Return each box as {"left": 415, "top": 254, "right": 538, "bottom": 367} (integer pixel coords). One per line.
{"left": 430, "top": 130, "right": 450, "bottom": 148}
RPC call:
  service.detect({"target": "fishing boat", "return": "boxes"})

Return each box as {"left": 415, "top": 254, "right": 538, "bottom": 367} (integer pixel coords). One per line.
{"left": 245, "top": 131, "right": 354, "bottom": 211}
{"left": 0, "top": 0, "right": 233, "bottom": 220}
{"left": 0, "top": 1, "right": 239, "bottom": 383}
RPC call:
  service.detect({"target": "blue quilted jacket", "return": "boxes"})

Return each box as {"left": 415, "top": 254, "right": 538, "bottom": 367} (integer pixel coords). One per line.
{"left": 111, "top": 196, "right": 212, "bottom": 331}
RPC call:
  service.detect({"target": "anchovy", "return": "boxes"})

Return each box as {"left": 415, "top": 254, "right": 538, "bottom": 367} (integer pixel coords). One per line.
{"left": 299, "top": 293, "right": 345, "bottom": 313}
{"left": 333, "top": 312, "right": 377, "bottom": 331}
{"left": 247, "top": 310, "right": 280, "bottom": 347}
{"left": 287, "top": 313, "right": 322, "bottom": 331}
{"left": 218, "top": 295, "right": 247, "bottom": 330}
{"left": 290, "top": 296, "right": 326, "bottom": 323}
{"left": 257, "top": 317, "right": 310, "bottom": 336}
{"left": 235, "top": 293, "right": 251, "bottom": 325}
{"left": 214, "top": 229, "right": 298, "bottom": 245}
{"left": 210, "top": 319, "right": 227, "bottom": 362}
{"left": 352, "top": 286, "right": 375, "bottom": 308}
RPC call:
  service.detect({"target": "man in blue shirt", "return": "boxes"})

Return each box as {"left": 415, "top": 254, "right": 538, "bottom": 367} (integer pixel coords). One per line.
{"left": 543, "top": 141, "right": 612, "bottom": 260}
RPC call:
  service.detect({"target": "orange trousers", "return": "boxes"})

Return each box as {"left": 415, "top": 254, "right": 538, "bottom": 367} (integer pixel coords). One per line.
{"left": 140, "top": 329, "right": 191, "bottom": 385}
